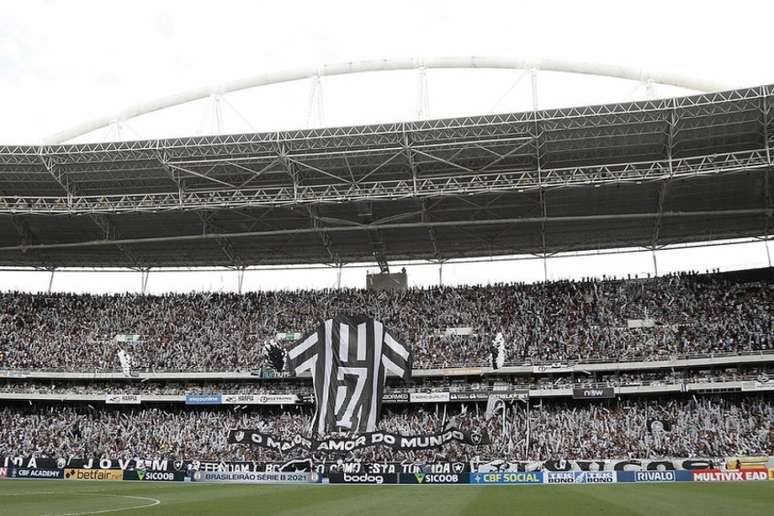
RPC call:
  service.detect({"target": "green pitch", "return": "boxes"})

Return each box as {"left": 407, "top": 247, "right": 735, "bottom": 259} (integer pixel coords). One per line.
{"left": 0, "top": 480, "right": 772, "bottom": 516}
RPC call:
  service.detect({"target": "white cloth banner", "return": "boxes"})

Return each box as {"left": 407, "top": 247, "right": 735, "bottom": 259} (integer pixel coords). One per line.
{"left": 435, "top": 327, "right": 475, "bottom": 337}
{"left": 627, "top": 319, "right": 656, "bottom": 328}
{"left": 222, "top": 394, "right": 299, "bottom": 405}
{"left": 117, "top": 349, "right": 132, "bottom": 378}
{"left": 410, "top": 392, "right": 450, "bottom": 403}
{"left": 115, "top": 334, "right": 142, "bottom": 343}
{"left": 105, "top": 394, "right": 141, "bottom": 404}
{"left": 532, "top": 363, "right": 573, "bottom": 374}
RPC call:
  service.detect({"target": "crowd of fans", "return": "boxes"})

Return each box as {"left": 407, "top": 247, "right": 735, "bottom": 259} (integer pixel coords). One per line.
{"left": 0, "top": 271, "right": 771, "bottom": 372}
{"left": 0, "top": 395, "right": 770, "bottom": 462}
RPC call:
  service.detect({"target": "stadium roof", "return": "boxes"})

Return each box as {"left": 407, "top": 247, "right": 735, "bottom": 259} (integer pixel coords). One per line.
{"left": 0, "top": 84, "right": 772, "bottom": 269}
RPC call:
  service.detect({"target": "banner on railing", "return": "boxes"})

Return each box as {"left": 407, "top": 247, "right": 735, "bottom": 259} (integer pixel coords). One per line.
{"left": 381, "top": 392, "right": 410, "bottom": 403}
{"left": 409, "top": 392, "right": 450, "bottom": 403}
{"left": 221, "top": 394, "right": 298, "bottom": 405}
{"left": 184, "top": 394, "right": 222, "bottom": 405}
{"left": 572, "top": 387, "right": 615, "bottom": 400}
{"left": 449, "top": 391, "right": 491, "bottom": 402}
{"left": 105, "top": 394, "right": 141, "bottom": 404}
{"left": 532, "top": 363, "right": 573, "bottom": 373}
{"left": 228, "top": 428, "right": 488, "bottom": 452}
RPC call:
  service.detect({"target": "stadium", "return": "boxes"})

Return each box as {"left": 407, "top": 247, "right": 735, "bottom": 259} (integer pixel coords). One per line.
{"left": 1, "top": 2, "right": 773, "bottom": 515}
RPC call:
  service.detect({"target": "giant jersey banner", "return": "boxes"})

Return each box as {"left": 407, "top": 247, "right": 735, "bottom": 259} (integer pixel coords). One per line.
{"left": 286, "top": 316, "right": 411, "bottom": 433}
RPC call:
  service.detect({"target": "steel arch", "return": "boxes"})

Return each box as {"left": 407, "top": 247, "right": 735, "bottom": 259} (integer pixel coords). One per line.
{"left": 44, "top": 56, "right": 732, "bottom": 144}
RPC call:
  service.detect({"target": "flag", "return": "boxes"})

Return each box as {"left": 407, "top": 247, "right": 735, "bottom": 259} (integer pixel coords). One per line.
{"left": 286, "top": 315, "right": 411, "bottom": 434}
{"left": 117, "top": 349, "right": 133, "bottom": 378}
{"left": 485, "top": 395, "right": 506, "bottom": 421}
{"left": 263, "top": 340, "right": 286, "bottom": 372}
{"left": 491, "top": 332, "right": 506, "bottom": 369}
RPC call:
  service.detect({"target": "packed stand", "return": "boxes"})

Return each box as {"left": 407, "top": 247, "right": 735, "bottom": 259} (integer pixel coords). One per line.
{"left": 0, "top": 271, "right": 771, "bottom": 372}
{"left": 0, "top": 395, "right": 771, "bottom": 462}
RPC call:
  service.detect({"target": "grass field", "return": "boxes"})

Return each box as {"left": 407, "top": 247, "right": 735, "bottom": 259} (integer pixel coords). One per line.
{"left": 0, "top": 480, "right": 772, "bottom": 516}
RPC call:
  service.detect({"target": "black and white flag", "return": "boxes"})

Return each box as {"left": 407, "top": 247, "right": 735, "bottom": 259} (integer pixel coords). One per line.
{"left": 490, "top": 332, "right": 505, "bottom": 370}
{"left": 117, "top": 349, "right": 133, "bottom": 378}
{"left": 263, "top": 340, "right": 286, "bottom": 372}
{"left": 286, "top": 315, "right": 411, "bottom": 434}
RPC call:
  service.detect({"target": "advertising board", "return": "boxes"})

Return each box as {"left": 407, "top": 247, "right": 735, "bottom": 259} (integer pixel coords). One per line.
{"left": 191, "top": 470, "right": 318, "bottom": 483}
{"left": 327, "top": 473, "right": 398, "bottom": 484}
{"left": 470, "top": 472, "right": 543, "bottom": 484}
{"left": 545, "top": 471, "right": 615, "bottom": 484}
{"left": 64, "top": 469, "right": 123, "bottom": 481}
{"left": 399, "top": 473, "right": 468, "bottom": 484}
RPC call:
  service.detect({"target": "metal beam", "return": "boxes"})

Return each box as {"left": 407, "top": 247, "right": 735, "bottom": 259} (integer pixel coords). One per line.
{"left": 420, "top": 199, "right": 440, "bottom": 259}
{"left": 156, "top": 150, "right": 185, "bottom": 198}
{"left": 196, "top": 211, "right": 243, "bottom": 268}
{"left": 307, "top": 206, "right": 340, "bottom": 266}
{"left": 167, "top": 163, "right": 237, "bottom": 188}
{"left": 0, "top": 208, "right": 769, "bottom": 253}
{"left": 652, "top": 98, "right": 678, "bottom": 249}
{"left": 38, "top": 153, "right": 73, "bottom": 198}
{"left": 11, "top": 215, "right": 52, "bottom": 267}
{"left": 356, "top": 202, "right": 389, "bottom": 273}
{"left": 88, "top": 213, "right": 145, "bottom": 269}
{"left": 2, "top": 149, "right": 769, "bottom": 214}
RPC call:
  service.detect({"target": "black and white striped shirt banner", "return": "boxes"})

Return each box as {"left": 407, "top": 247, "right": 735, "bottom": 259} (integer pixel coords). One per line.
{"left": 286, "top": 315, "right": 411, "bottom": 433}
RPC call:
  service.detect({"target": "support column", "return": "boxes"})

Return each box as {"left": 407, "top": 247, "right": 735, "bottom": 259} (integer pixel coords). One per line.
{"left": 652, "top": 249, "right": 659, "bottom": 277}
{"left": 305, "top": 75, "right": 325, "bottom": 128}
{"left": 645, "top": 79, "right": 656, "bottom": 100}
{"left": 140, "top": 268, "right": 150, "bottom": 294}
{"left": 438, "top": 261, "right": 444, "bottom": 286}
{"left": 47, "top": 268, "right": 56, "bottom": 293}
{"left": 417, "top": 67, "right": 429, "bottom": 120}
{"left": 530, "top": 69, "right": 539, "bottom": 112}
{"left": 212, "top": 94, "right": 223, "bottom": 134}
{"left": 237, "top": 267, "right": 246, "bottom": 294}
{"left": 761, "top": 92, "right": 771, "bottom": 267}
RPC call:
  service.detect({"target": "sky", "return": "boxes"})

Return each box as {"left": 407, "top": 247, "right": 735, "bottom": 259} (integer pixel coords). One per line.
{"left": 0, "top": 0, "right": 772, "bottom": 292}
